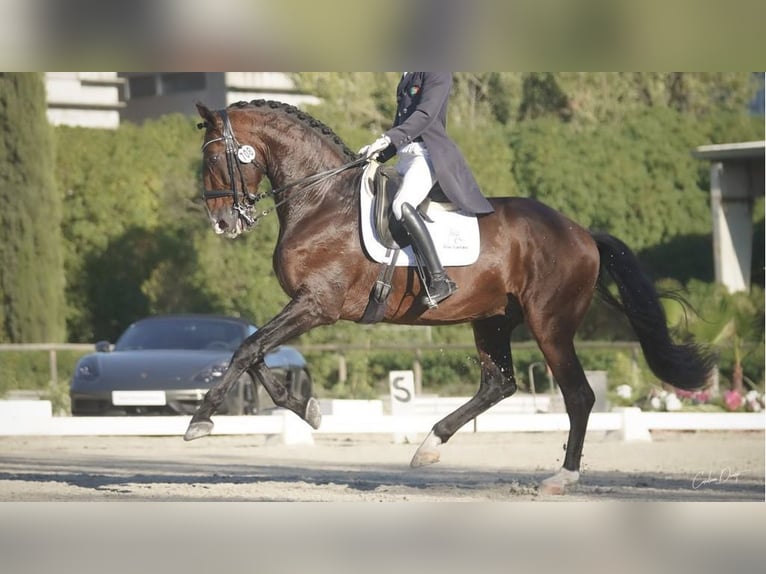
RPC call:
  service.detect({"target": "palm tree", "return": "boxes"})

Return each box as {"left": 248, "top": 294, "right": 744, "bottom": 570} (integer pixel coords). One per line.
{"left": 686, "top": 286, "right": 763, "bottom": 394}
{"left": 658, "top": 280, "right": 763, "bottom": 396}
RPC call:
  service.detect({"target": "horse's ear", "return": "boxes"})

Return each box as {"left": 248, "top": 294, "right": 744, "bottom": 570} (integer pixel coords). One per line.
{"left": 196, "top": 102, "right": 217, "bottom": 128}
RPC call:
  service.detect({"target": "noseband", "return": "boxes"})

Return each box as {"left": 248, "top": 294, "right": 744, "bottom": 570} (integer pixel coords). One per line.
{"left": 201, "top": 109, "right": 267, "bottom": 227}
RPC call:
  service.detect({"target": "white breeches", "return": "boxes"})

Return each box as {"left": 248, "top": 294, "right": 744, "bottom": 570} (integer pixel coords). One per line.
{"left": 392, "top": 142, "right": 436, "bottom": 221}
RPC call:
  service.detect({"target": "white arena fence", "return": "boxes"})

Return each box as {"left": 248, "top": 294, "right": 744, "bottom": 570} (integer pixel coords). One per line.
{"left": 0, "top": 397, "right": 762, "bottom": 445}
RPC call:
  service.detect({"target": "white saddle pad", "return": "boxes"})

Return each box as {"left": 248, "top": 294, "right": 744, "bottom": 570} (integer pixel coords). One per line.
{"left": 359, "top": 162, "right": 480, "bottom": 267}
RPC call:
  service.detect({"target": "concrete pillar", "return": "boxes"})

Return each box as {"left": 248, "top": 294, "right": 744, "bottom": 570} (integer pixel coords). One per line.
{"left": 710, "top": 162, "right": 755, "bottom": 293}
{"left": 694, "top": 141, "right": 764, "bottom": 294}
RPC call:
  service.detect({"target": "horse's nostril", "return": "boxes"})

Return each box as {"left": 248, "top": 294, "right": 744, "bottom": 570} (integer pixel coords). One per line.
{"left": 218, "top": 219, "right": 229, "bottom": 230}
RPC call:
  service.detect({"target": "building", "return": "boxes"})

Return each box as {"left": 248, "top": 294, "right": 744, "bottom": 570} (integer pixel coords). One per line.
{"left": 44, "top": 72, "right": 125, "bottom": 129}
{"left": 118, "top": 72, "right": 319, "bottom": 124}
{"left": 44, "top": 72, "right": 319, "bottom": 129}
{"left": 692, "top": 140, "right": 765, "bottom": 293}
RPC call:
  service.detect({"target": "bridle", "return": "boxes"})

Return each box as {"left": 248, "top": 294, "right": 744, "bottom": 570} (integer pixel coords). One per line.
{"left": 201, "top": 109, "right": 266, "bottom": 227}
{"left": 200, "top": 109, "right": 367, "bottom": 229}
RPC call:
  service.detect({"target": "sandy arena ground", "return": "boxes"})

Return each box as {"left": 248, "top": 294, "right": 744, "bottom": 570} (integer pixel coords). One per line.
{"left": 0, "top": 430, "right": 763, "bottom": 501}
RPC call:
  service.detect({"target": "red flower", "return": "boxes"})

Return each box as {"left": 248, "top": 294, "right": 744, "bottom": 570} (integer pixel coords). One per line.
{"left": 724, "top": 390, "right": 743, "bottom": 411}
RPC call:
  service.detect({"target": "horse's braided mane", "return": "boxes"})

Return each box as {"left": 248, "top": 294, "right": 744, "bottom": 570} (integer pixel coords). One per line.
{"left": 229, "top": 99, "right": 358, "bottom": 161}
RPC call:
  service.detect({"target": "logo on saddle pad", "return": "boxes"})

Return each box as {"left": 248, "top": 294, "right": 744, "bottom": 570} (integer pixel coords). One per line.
{"left": 359, "top": 162, "right": 480, "bottom": 267}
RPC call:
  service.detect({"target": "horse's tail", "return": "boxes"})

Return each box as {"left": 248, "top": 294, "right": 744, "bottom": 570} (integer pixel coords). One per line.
{"left": 592, "top": 232, "right": 715, "bottom": 390}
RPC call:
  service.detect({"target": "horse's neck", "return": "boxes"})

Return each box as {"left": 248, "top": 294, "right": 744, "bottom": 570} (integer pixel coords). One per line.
{"left": 274, "top": 168, "right": 359, "bottom": 230}
{"left": 268, "top": 148, "right": 324, "bottom": 188}
{"left": 260, "top": 120, "right": 338, "bottom": 184}
{"left": 262, "top": 130, "right": 354, "bottom": 222}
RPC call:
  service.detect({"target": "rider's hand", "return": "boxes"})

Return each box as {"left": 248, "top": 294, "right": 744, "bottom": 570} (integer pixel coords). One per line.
{"left": 358, "top": 135, "right": 391, "bottom": 160}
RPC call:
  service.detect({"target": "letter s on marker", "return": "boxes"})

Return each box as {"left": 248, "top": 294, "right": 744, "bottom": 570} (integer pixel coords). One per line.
{"left": 392, "top": 376, "right": 412, "bottom": 403}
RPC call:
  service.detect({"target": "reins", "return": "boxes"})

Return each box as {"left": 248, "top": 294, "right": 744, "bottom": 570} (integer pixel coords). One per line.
{"left": 254, "top": 155, "right": 368, "bottom": 223}
{"left": 201, "top": 109, "right": 367, "bottom": 228}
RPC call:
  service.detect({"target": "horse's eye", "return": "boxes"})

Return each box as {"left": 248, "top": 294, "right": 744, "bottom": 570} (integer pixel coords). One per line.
{"left": 207, "top": 154, "right": 219, "bottom": 166}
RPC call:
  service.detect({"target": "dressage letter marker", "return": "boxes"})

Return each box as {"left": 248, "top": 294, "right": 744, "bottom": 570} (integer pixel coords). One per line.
{"left": 389, "top": 370, "right": 417, "bottom": 444}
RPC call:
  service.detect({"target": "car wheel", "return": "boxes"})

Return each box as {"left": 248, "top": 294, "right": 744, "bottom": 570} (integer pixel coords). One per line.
{"left": 222, "top": 372, "right": 255, "bottom": 415}
{"left": 293, "top": 369, "right": 312, "bottom": 402}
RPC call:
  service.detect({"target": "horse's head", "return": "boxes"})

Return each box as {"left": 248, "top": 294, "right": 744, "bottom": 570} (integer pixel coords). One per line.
{"left": 197, "top": 103, "right": 266, "bottom": 238}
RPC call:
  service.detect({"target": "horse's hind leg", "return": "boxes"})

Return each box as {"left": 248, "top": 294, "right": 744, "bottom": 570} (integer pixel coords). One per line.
{"left": 536, "top": 338, "right": 594, "bottom": 493}
{"left": 411, "top": 315, "right": 518, "bottom": 467}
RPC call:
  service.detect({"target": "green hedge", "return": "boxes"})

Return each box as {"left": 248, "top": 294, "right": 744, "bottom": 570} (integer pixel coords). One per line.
{"left": 304, "top": 345, "right": 656, "bottom": 400}
{"left": 0, "top": 349, "right": 90, "bottom": 414}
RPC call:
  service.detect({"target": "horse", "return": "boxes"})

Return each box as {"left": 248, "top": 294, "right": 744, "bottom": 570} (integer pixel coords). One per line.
{"left": 187, "top": 99, "right": 714, "bottom": 494}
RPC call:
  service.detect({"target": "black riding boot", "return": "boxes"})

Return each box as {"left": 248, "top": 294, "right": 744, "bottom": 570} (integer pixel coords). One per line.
{"left": 399, "top": 203, "right": 457, "bottom": 307}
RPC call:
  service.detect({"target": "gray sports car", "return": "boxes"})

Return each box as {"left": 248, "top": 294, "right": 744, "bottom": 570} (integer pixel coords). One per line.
{"left": 69, "top": 314, "right": 312, "bottom": 416}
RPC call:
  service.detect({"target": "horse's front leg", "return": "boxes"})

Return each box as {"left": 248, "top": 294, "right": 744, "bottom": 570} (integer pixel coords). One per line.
{"left": 251, "top": 361, "right": 322, "bottom": 429}
{"left": 184, "top": 294, "right": 330, "bottom": 441}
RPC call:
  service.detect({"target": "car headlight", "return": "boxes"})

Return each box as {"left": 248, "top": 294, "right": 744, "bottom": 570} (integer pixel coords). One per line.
{"left": 74, "top": 357, "right": 100, "bottom": 381}
{"left": 194, "top": 360, "right": 230, "bottom": 384}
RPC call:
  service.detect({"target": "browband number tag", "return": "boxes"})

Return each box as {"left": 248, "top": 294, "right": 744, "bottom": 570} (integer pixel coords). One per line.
{"left": 237, "top": 145, "right": 256, "bottom": 164}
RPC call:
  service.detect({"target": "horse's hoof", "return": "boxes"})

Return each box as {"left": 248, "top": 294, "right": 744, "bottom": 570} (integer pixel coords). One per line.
{"left": 540, "top": 468, "right": 580, "bottom": 495}
{"left": 411, "top": 449, "right": 440, "bottom": 468}
{"left": 304, "top": 397, "right": 322, "bottom": 430}
{"left": 410, "top": 431, "right": 442, "bottom": 468}
{"left": 540, "top": 481, "right": 567, "bottom": 496}
{"left": 184, "top": 419, "right": 214, "bottom": 441}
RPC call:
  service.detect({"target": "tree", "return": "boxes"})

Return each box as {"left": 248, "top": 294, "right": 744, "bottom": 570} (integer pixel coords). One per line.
{"left": 663, "top": 281, "right": 765, "bottom": 395}
{"left": 510, "top": 105, "right": 762, "bottom": 257}
{"left": 518, "top": 73, "right": 573, "bottom": 121}
{"left": 520, "top": 72, "right": 759, "bottom": 124}
{"left": 0, "top": 73, "right": 65, "bottom": 342}
{"left": 289, "top": 72, "right": 399, "bottom": 136}
{"left": 56, "top": 114, "right": 202, "bottom": 341}
{"left": 291, "top": 72, "right": 524, "bottom": 137}
{"left": 450, "top": 73, "right": 523, "bottom": 127}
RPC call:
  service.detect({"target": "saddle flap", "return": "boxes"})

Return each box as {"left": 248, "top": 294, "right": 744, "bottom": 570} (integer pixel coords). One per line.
{"left": 373, "top": 167, "right": 407, "bottom": 249}
{"left": 369, "top": 164, "right": 455, "bottom": 247}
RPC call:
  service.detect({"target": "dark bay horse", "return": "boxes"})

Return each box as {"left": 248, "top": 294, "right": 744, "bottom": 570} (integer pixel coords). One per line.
{"left": 187, "top": 99, "right": 713, "bottom": 494}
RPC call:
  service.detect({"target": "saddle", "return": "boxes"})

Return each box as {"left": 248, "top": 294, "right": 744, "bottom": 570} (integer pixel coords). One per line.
{"left": 359, "top": 161, "right": 481, "bottom": 323}
{"left": 371, "top": 165, "right": 451, "bottom": 249}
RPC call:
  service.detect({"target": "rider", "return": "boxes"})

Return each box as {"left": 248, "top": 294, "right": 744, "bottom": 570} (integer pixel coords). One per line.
{"left": 359, "top": 72, "right": 494, "bottom": 307}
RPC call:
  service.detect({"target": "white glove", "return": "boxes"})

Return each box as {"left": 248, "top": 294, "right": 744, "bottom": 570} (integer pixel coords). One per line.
{"left": 358, "top": 135, "right": 391, "bottom": 160}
